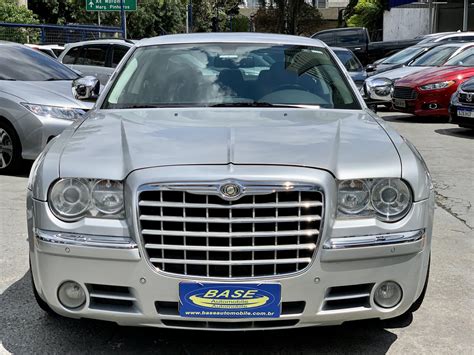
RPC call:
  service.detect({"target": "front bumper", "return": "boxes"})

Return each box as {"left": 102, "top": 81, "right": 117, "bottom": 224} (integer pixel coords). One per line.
{"left": 28, "top": 166, "right": 434, "bottom": 330}
{"left": 449, "top": 104, "right": 474, "bottom": 128}
{"left": 393, "top": 90, "right": 453, "bottom": 117}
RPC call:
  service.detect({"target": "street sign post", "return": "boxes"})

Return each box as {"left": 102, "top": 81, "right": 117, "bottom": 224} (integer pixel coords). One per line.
{"left": 86, "top": 0, "right": 137, "bottom": 12}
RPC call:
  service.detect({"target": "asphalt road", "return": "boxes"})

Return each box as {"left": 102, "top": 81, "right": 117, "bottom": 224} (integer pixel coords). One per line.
{"left": 0, "top": 113, "right": 473, "bottom": 354}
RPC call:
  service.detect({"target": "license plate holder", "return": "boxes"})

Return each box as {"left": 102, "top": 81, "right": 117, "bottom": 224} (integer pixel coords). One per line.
{"left": 457, "top": 107, "right": 474, "bottom": 118}
{"left": 394, "top": 99, "right": 406, "bottom": 108}
{"left": 179, "top": 283, "right": 281, "bottom": 318}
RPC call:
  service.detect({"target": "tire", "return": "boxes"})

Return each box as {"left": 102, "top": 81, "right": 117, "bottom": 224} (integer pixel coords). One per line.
{"left": 0, "top": 121, "right": 23, "bottom": 174}
{"left": 30, "top": 265, "right": 59, "bottom": 317}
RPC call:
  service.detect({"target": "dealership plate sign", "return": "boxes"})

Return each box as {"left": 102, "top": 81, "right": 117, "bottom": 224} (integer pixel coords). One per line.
{"left": 86, "top": 0, "right": 137, "bottom": 11}
{"left": 179, "top": 283, "right": 281, "bottom": 318}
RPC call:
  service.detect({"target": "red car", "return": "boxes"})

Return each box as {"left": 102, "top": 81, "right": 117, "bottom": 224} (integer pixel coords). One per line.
{"left": 392, "top": 47, "right": 474, "bottom": 117}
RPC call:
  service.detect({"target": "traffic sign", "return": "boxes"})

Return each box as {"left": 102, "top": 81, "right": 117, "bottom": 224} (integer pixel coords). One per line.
{"left": 86, "top": 0, "right": 137, "bottom": 11}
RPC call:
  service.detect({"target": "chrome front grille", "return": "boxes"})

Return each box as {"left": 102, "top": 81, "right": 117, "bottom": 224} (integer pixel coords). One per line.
{"left": 137, "top": 182, "right": 323, "bottom": 278}
{"left": 393, "top": 86, "right": 417, "bottom": 100}
{"left": 458, "top": 91, "right": 474, "bottom": 105}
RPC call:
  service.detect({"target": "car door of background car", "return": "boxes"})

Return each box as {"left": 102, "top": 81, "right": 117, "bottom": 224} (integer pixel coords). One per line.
{"left": 111, "top": 45, "right": 130, "bottom": 69}
{"left": 61, "top": 44, "right": 113, "bottom": 84}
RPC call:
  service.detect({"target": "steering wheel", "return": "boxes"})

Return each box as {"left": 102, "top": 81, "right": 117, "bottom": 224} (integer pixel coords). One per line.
{"left": 273, "top": 84, "right": 307, "bottom": 92}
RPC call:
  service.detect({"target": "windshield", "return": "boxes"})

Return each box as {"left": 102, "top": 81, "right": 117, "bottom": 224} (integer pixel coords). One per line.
{"left": 0, "top": 45, "right": 79, "bottom": 81}
{"left": 333, "top": 50, "right": 363, "bottom": 72}
{"left": 444, "top": 47, "right": 474, "bottom": 66}
{"left": 382, "top": 46, "right": 426, "bottom": 64}
{"left": 410, "top": 46, "right": 459, "bottom": 66}
{"left": 103, "top": 43, "right": 360, "bottom": 110}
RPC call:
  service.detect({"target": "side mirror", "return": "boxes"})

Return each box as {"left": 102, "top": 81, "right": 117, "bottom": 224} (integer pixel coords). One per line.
{"left": 72, "top": 76, "right": 100, "bottom": 101}
{"left": 365, "top": 64, "right": 376, "bottom": 73}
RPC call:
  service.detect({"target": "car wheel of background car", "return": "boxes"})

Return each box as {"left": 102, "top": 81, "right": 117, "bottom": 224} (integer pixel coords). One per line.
{"left": 0, "top": 121, "right": 22, "bottom": 174}
{"left": 30, "top": 265, "right": 59, "bottom": 317}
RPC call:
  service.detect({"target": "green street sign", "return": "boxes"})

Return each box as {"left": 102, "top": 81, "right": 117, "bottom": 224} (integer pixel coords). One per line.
{"left": 86, "top": 0, "right": 137, "bottom": 11}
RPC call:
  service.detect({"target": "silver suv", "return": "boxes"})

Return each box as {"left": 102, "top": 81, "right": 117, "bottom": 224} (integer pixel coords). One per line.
{"left": 58, "top": 39, "right": 133, "bottom": 84}
{"left": 28, "top": 33, "right": 434, "bottom": 331}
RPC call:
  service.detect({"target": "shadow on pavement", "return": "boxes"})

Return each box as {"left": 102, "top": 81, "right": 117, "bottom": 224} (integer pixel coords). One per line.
{"left": 2, "top": 161, "right": 33, "bottom": 178}
{"left": 0, "top": 272, "right": 403, "bottom": 354}
{"left": 435, "top": 127, "right": 474, "bottom": 140}
{"left": 381, "top": 115, "right": 450, "bottom": 124}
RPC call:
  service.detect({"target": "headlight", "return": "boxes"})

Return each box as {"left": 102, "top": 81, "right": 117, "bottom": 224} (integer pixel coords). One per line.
{"left": 366, "top": 78, "right": 394, "bottom": 98}
{"left": 337, "top": 178, "right": 412, "bottom": 222}
{"left": 419, "top": 80, "right": 455, "bottom": 91}
{"left": 21, "top": 103, "right": 85, "bottom": 121}
{"left": 49, "top": 178, "right": 124, "bottom": 221}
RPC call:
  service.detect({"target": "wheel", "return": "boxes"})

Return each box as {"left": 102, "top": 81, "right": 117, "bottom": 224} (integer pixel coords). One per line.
{"left": 0, "top": 121, "right": 23, "bottom": 174}
{"left": 30, "top": 264, "right": 59, "bottom": 317}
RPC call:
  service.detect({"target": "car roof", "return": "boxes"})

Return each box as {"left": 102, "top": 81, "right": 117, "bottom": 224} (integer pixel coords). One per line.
{"left": 436, "top": 42, "right": 474, "bottom": 49}
{"left": 433, "top": 32, "right": 474, "bottom": 41}
{"left": 64, "top": 39, "right": 135, "bottom": 48}
{"left": 137, "top": 33, "right": 327, "bottom": 48}
{"left": 330, "top": 47, "right": 352, "bottom": 52}
{"left": 312, "top": 27, "right": 365, "bottom": 36}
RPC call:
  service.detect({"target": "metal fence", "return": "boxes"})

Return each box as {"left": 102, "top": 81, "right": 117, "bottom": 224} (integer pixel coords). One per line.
{"left": 0, "top": 23, "right": 124, "bottom": 45}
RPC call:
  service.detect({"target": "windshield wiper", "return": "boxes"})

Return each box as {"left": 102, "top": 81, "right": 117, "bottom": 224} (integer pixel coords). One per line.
{"left": 210, "top": 102, "right": 306, "bottom": 108}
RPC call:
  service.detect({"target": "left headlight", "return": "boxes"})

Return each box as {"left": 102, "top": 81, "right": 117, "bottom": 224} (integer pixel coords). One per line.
{"left": 419, "top": 80, "right": 455, "bottom": 91}
{"left": 337, "top": 178, "right": 412, "bottom": 222}
{"left": 21, "top": 103, "right": 85, "bottom": 121}
{"left": 49, "top": 178, "right": 124, "bottom": 222}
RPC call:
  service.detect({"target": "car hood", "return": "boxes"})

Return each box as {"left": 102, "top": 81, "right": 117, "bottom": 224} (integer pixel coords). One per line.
{"left": 59, "top": 108, "right": 401, "bottom": 180}
{"left": 395, "top": 66, "right": 474, "bottom": 87}
{"left": 370, "top": 66, "right": 427, "bottom": 81}
{"left": 0, "top": 80, "right": 93, "bottom": 110}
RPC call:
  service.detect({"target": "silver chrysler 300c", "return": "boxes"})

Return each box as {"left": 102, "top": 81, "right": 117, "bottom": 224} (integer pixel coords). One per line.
{"left": 28, "top": 33, "right": 434, "bottom": 331}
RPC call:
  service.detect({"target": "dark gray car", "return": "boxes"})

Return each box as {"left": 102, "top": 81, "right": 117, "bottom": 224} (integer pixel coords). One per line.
{"left": 0, "top": 42, "right": 94, "bottom": 173}
{"left": 332, "top": 47, "right": 367, "bottom": 89}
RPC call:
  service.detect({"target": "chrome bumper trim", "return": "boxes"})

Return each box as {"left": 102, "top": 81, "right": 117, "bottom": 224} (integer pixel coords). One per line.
{"left": 323, "top": 229, "right": 424, "bottom": 249}
{"left": 35, "top": 229, "right": 138, "bottom": 249}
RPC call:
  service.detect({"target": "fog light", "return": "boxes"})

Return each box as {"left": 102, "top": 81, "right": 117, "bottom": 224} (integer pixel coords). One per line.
{"left": 374, "top": 281, "right": 402, "bottom": 308}
{"left": 58, "top": 281, "right": 86, "bottom": 309}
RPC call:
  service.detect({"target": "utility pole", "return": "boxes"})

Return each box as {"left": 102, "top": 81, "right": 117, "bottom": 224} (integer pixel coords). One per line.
{"left": 428, "top": 0, "right": 433, "bottom": 34}
{"left": 463, "top": 0, "right": 468, "bottom": 31}
{"left": 120, "top": 0, "right": 127, "bottom": 39}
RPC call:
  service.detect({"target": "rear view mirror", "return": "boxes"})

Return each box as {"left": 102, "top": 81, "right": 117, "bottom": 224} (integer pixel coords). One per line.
{"left": 72, "top": 76, "right": 100, "bottom": 101}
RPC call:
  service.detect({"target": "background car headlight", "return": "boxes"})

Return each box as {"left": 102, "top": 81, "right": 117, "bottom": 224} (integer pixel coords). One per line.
{"left": 21, "top": 103, "right": 85, "bottom": 121}
{"left": 367, "top": 78, "right": 393, "bottom": 98}
{"left": 337, "top": 178, "right": 413, "bottom": 222}
{"left": 49, "top": 178, "right": 124, "bottom": 221}
{"left": 419, "top": 80, "right": 455, "bottom": 91}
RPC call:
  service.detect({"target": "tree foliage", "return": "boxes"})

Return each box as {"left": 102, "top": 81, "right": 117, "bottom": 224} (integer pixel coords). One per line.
{"left": 0, "top": 0, "right": 39, "bottom": 43}
{"left": 254, "top": 0, "right": 322, "bottom": 35}
{"left": 345, "top": 0, "right": 387, "bottom": 39}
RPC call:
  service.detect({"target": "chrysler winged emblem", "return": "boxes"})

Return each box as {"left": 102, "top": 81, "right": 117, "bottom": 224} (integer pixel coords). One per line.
{"left": 466, "top": 93, "right": 473, "bottom": 102}
{"left": 219, "top": 182, "right": 242, "bottom": 200}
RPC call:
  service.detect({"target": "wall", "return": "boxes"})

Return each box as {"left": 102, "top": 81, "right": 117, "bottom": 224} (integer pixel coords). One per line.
{"left": 383, "top": 8, "right": 430, "bottom": 41}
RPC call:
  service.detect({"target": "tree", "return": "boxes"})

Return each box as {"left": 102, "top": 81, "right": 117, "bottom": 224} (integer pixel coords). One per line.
{"left": 254, "top": 0, "right": 322, "bottom": 35}
{"left": 345, "top": 0, "right": 387, "bottom": 40}
{"left": 0, "top": 0, "right": 39, "bottom": 43}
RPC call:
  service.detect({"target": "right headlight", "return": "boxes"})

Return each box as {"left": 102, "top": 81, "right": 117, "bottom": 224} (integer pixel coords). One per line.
{"left": 49, "top": 178, "right": 124, "bottom": 222}
{"left": 337, "top": 178, "right": 412, "bottom": 222}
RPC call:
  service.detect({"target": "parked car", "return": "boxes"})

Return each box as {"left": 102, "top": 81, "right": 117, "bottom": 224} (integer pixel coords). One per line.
{"left": 28, "top": 33, "right": 433, "bottom": 330}
{"left": 392, "top": 46, "right": 474, "bottom": 117}
{"left": 331, "top": 47, "right": 367, "bottom": 89}
{"left": 58, "top": 39, "right": 134, "bottom": 84}
{"left": 363, "top": 42, "right": 474, "bottom": 106}
{"left": 366, "top": 42, "right": 442, "bottom": 76}
{"left": 311, "top": 27, "right": 420, "bottom": 65}
{"left": 449, "top": 77, "right": 474, "bottom": 128}
{"left": 418, "top": 31, "right": 474, "bottom": 44}
{"left": 0, "top": 42, "right": 95, "bottom": 173}
{"left": 24, "top": 44, "right": 65, "bottom": 58}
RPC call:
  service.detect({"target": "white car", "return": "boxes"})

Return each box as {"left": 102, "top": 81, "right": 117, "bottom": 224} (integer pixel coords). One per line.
{"left": 58, "top": 39, "right": 134, "bottom": 84}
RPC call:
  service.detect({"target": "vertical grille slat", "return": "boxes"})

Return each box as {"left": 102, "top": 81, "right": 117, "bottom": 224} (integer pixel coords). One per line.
{"left": 138, "top": 183, "right": 323, "bottom": 278}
